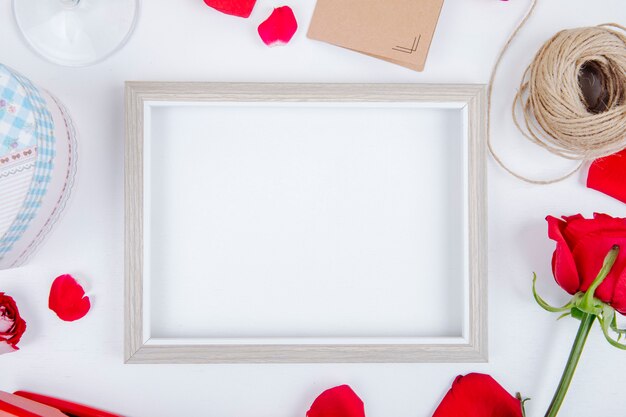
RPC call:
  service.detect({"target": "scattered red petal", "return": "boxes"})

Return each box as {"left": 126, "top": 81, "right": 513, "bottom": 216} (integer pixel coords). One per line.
{"left": 306, "top": 385, "right": 365, "bottom": 417}
{"left": 49, "top": 274, "right": 91, "bottom": 322}
{"left": 587, "top": 148, "right": 626, "bottom": 204}
{"left": 257, "top": 6, "right": 298, "bottom": 46}
{"left": 433, "top": 374, "right": 522, "bottom": 417}
{"left": 203, "top": 0, "right": 257, "bottom": 18}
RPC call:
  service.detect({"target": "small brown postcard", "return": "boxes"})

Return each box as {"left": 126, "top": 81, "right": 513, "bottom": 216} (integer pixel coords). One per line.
{"left": 307, "top": 0, "right": 445, "bottom": 72}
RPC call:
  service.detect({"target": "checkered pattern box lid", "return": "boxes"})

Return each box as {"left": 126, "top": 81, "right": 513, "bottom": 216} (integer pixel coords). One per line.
{"left": 0, "top": 64, "right": 55, "bottom": 262}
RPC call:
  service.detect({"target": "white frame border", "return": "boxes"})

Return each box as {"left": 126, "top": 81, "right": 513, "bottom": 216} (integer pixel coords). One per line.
{"left": 125, "top": 83, "right": 488, "bottom": 364}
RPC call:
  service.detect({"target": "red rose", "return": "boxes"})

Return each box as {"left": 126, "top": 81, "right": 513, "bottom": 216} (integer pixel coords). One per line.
{"left": 0, "top": 293, "right": 27, "bottom": 354}
{"left": 547, "top": 213, "right": 626, "bottom": 314}
{"left": 433, "top": 373, "right": 522, "bottom": 417}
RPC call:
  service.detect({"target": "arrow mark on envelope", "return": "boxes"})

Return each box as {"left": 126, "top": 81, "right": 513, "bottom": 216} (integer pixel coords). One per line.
{"left": 392, "top": 35, "right": 420, "bottom": 54}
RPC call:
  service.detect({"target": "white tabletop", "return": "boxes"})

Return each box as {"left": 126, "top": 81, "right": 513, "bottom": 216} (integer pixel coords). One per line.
{"left": 1, "top": 0, "right": 625, "bottom": 416}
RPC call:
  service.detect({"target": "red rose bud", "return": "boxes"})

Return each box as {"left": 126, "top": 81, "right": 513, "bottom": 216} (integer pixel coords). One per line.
{"left": 535, "top": 215, "right": 626, "bottom": 350}
{"left": 0, "top": 293, "right": 27, "bottom": 354}
{"left": 546, "top": 214, "right": 626, "bottom": 314}
{"left": 433, "top": 373, "right": 523, "bottom": 417}
{"left": 533, "top": 216, "right": 626, "bottom": 413}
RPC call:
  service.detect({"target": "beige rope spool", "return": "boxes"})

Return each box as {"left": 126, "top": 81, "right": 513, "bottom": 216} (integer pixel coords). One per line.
{"left": 488, "top": 0, "right": 626, "bottom": 184}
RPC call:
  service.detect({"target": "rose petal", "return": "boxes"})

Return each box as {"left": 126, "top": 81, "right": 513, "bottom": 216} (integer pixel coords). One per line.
{"left": 306, "top": 385, "right": 365, "bottom": 417}
{"left": 0, "top": 314, "right": 13, "bottom": 333}
{"left": 257, "top": 6, "right": 298, "bottom": 46}
{"left": 562, "top": 213, "right": 626, "bottom": 244}
{"left": 587, "top": 149, "right": 626, "bottom": 204}
{"left": 203, "top": 0, "right": 257, "bottom": 18}
{"left": 433, "top": 373, "right": 522, "bottom": 417}
{"left": 609, "top": 267, "right": 626, "bottom": 314}
{"left": 591, "top": 213, "right": 626, "bottom": 235}
{"left": 561, "top": 214, "right": 584, "bottom": 223}
{"left": 569, "top": 232, "right": 626, "bottom": 305}
{"left": 49, "top": 274, "right": 91, "bottom": 322}
{"left": 547, "top": 216, "right": 581, "bottom": 294}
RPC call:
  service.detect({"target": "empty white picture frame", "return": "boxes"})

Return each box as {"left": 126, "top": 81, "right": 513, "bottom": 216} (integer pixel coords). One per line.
{"left": 125, "top": 83, "right": 487, "bottom": 364}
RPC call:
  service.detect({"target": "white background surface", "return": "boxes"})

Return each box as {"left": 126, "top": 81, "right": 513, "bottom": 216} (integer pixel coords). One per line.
{"left": 147, "top": 104, "right": 465, "bottom": 340}
{"left": 1, "top": 0, "right": 625, "bottom": 416}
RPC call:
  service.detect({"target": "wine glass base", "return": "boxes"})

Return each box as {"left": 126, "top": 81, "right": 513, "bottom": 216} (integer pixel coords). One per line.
{"left": 13, "top": 0, "right": 139, "bottom": 67}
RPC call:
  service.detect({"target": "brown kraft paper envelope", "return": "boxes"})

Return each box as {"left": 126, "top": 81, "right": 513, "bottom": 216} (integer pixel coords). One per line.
{"left": 307, "top": 0, "right": 445, "bottom": 72}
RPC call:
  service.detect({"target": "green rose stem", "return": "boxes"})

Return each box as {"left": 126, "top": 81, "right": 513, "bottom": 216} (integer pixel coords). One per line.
{"left": 543, "top": 313, "right": 595, "bottom": 417}
{"left": 543, "top": 245, "right": 620, "bottom": 417}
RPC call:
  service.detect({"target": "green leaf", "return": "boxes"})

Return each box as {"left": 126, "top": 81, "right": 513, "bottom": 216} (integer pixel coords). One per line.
{"left": 599, "top": 306, "right": 626, "bottom": 350}
{"left": 570, "top": 307, "right": 585, "bottom": 320}
{"left": 532, "top": 273, "right": 575, "bottom": 313}
{"left": 610, "top": 315, "right": 626, "bottom": 335}
{"left": 556, "top": 312, "right": 571, "bottom": 321}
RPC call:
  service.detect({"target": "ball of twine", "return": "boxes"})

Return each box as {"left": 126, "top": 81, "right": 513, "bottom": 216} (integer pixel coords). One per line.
{"left": 488, "top": 0, "right": 626, "bottom": 184}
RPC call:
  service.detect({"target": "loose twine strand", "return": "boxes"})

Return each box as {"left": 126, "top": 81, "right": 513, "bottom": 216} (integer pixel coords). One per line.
{"left": 487, "top": 0, "right": 626, "bottom": 184}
